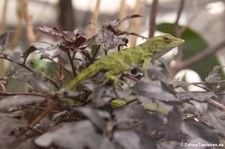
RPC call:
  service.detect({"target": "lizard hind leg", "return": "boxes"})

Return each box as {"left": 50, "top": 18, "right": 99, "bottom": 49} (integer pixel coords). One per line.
{"left": 104, "top": 70, "right": 124, "bottom": 86}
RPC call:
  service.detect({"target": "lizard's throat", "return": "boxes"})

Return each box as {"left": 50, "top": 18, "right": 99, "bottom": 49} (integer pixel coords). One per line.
{"left": 151, "top": 47, "right": 174, "bottom": 62}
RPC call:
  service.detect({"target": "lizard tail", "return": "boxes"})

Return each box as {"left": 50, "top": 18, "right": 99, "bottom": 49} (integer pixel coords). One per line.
{"left": 66, "top": 64, "right": 100, "bottom": 89}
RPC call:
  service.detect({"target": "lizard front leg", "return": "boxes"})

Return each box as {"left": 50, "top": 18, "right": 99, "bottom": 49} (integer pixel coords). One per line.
{"left": 142, "top": 57, "right": 151, "bottom": 77}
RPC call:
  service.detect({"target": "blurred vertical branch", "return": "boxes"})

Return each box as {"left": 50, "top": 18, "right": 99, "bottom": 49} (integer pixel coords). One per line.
{"left": 22, "top": 0, "right": 36, "bottom": 46}
{"left": 148, "top": 0, "right": 158, "bottom": 38}
{"left": 88, "top": 0, "right": 101, "bottom": 37}
{"left": 0, "top": 0, "right": 8, "bottom": 33}
{"left": 0, "top": 0, "right": 8, "bottom": 77}
{"left": 172, "top": 0, "right": 185, "bottom": 70}
{"left": 174, "top": 0, "right": 185, "bottom": 37}
{"left": 58, "top": 0, "right": 75, "bottom": 31}
{"left": 119, "top": 0, "right": 127, "bottom": 30}
{"left": 130, "top": 0, "right": 143, "bottom": 47}
{"left": 179, "top": 0, "right": 198, "bottom": 34}
{"left": 9, "top": 1, "right": 23, "bottom": 49}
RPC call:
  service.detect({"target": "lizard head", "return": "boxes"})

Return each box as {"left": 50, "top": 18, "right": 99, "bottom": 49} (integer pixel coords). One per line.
{"left": 150, "top": 34, "right": 184, "bottom": 61}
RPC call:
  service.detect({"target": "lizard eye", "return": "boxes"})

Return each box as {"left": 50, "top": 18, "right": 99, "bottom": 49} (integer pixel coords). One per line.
{"left": 163, "top": 35, "right": 172, "bottom": 43}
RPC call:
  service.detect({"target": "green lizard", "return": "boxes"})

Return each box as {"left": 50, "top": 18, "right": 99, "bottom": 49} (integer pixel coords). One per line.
{"left": 66, "top": 34, "right": 184, "bottom": 89}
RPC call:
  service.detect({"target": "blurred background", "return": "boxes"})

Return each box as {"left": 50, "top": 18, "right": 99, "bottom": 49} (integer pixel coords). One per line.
{"left": 0, "top": 0, "right": 225, "bottom": 89}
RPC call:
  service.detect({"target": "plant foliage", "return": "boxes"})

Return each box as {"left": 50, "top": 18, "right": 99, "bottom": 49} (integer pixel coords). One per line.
{"left": 0, "top": 15, "right": 225, "bottom": 149}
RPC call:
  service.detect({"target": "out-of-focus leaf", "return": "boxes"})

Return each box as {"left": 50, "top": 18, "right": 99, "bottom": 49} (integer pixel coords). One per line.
{"left": 177, "top": 91, "right": 217, "bottom": 102}
{"left": 205, "top": 66, "right": 222, "bottom": 83}
{"left": 35, "top": 121, "right": 104, "bottom": 149}
{"left": 0, "top": 95, "right": 46, "bottom": 110}
{"left": 157, "top": 23, "right": 220, "bottom": 79}
{"left": 0, "top": 114, "right": 26, "bottom": 135}
{"left": 75, "top": 107, "right": 106, "bottom": 131}
{"left": 0, "top": 32, "right": 8, "bottom": 51}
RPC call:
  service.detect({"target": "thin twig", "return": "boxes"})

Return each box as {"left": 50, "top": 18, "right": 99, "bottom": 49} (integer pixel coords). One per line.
{"left": 148, "top": 0, "right": 158, "bottom": 38}
{"left": 0, "top": 90, "right": 49, "bottom": 98}
{"left": 174, "top": 0, "right": 185, "bottom": 37}
{"left": 208, "top": 99, "right": 225, "bottom": 111}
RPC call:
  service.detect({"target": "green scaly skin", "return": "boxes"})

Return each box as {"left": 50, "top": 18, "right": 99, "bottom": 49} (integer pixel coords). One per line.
{"left": 67, "top": 34, "right": 184, "bottom": 90}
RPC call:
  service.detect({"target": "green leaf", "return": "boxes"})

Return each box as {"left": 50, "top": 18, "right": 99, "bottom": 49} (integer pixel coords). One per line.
{"left": 156, "top": 23, "right": 220, "bottom": 79}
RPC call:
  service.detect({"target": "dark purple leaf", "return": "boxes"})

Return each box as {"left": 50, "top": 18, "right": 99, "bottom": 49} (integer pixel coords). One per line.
{"left": 62, "top": 30, "right": 87, "bottom": 47}
{"left": 33, "top": 25, "right": 63, "bottom": 38}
